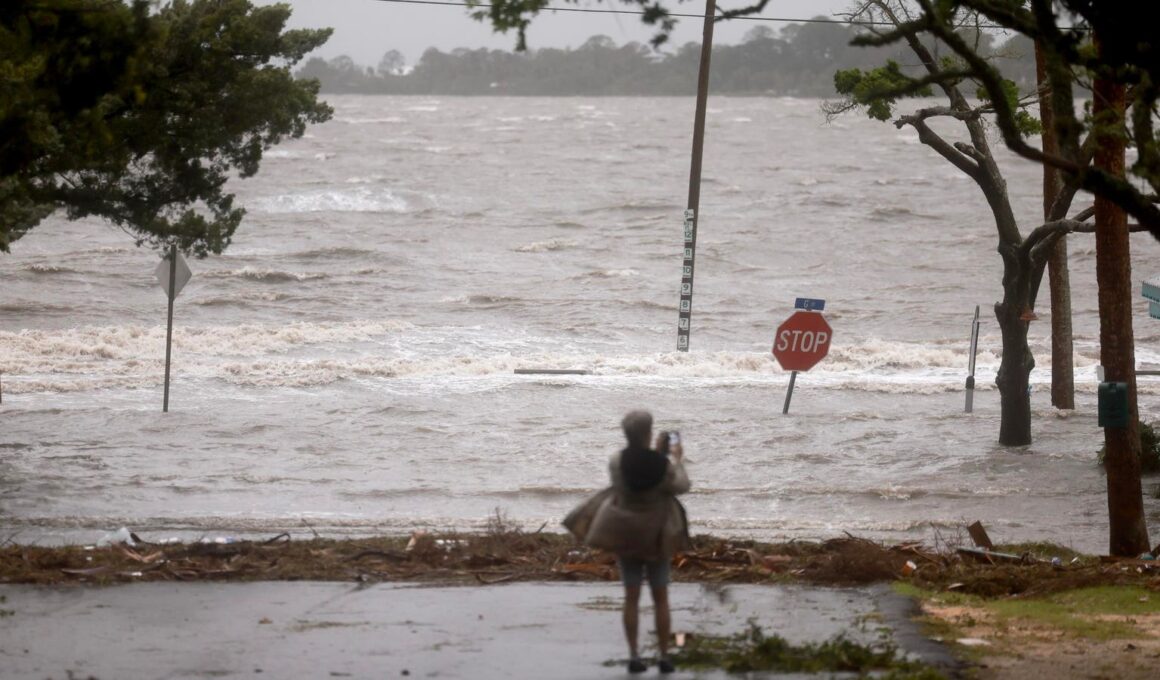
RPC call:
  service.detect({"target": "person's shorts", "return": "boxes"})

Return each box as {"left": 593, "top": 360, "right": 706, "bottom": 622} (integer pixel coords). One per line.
{"left": 617, "top": 556, "right": 671, "bottom": 587}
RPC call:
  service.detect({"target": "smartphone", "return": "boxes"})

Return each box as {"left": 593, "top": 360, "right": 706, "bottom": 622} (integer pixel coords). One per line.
{"left": 668, "top": 432, "right": 680, "bottom": 447}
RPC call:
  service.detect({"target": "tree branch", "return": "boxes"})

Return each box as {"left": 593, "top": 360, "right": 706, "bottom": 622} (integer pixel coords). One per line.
{"left": 894, "top": 115, "right": 981, "bottom": 178}
{"left": 911, "top": 0, "right": 1083, "bottom": 176}
{"left": 892, "top": 105, "right": 982, "bottom": 123}
{"left": 1070, "top": 205, "right": 1095, "bottom": 222}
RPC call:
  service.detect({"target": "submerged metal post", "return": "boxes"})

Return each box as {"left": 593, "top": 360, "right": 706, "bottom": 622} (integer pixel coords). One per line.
{"left": 676, "top": 0, "right": 716, "bottom": 352}
{"left": 163, "top": 244, "right": 176, "bottom": 413}
{"left": 965, "top": 305, "right": 980, "bottom": 413}
{"left": 782, "top": 370, "right": 798, "bottom": 414}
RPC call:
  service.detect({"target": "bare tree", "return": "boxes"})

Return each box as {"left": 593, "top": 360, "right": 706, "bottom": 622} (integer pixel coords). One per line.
{"left": 825, "top": 0, "right": 1096, "bottom": 445}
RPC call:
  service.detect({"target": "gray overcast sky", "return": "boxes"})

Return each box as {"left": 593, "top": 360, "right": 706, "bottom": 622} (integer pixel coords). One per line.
{"left": 260, "top": 0, "right": 853, "bottom": 68}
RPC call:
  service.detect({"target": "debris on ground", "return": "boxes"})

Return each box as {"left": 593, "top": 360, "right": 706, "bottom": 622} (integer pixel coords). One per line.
{"left": 2, "top": 524, "right": 1159, "bottom": 593}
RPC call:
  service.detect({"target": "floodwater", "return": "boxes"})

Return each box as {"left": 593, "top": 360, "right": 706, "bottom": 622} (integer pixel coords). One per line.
{"left": 2, "top": 96, "right": 1158, "bottom": 551}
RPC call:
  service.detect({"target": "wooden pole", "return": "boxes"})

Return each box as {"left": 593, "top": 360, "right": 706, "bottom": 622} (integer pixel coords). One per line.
{"left": 1092, "top": 42, "right": 1149, "bottom": 556}
{"left": 163, "top": 244, "right": 176, "bottom": 413}
{"left": 677, "top": 0, "right": 716, "bottom": 352}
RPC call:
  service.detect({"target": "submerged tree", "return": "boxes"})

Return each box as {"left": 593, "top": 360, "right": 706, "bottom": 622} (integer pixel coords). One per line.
{"left": 1, "top": 0, "right": 333, "bottom": 256}
{"left": 883, "top": 0, "right": 1160, "bottom": 243}
{"left": 823, "top": 0, "right": 1100, "bottom": 446}
{"left": 840, "top": 0, "right": 1153, "bottom": 564}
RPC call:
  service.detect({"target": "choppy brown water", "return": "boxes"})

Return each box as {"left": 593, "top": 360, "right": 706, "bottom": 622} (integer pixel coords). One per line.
{"left": 2, "top": 96, "right": 1158, "bottom": 550}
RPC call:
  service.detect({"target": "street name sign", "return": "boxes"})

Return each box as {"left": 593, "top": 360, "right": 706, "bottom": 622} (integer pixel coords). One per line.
{"left": 794, "top": 297, "right": 826, "bottom": 312}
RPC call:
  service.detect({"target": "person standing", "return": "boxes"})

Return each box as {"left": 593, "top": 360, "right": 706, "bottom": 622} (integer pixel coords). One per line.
{"left": 564, "top": 410, "right": 691, "bottom": 674}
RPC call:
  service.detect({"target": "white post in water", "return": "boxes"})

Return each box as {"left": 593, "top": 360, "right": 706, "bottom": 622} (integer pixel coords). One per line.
{"left": 965, "top": 305, "right": 981, "bottom": 413}
{"left": 676, "top": 0, "right": 716, "bottom": 352}
{"left": 154, "top": 245, "right": 192, "bottom": 412}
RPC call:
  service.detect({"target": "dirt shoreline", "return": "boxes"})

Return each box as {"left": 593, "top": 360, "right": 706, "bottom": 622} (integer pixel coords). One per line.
{"left": 3, "top": 527, "right": 1157, "bottom": 593}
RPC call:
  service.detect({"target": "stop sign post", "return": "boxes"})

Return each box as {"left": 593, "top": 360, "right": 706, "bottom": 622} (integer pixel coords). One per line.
{"left": 772, "top": 306, "right": 832, "bottom": 414}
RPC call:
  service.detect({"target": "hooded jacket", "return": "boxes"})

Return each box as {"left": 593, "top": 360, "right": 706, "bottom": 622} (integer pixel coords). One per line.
{"left": 563, "top": 449, "right": 691, "bottom": 561}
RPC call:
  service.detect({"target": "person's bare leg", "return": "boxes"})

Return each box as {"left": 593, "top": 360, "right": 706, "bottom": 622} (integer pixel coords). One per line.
{"left": 623, "top": 583, "right": 642, "bottom": 659}
{"left": 651, "top": 584, "right": 671, "bottom": 658}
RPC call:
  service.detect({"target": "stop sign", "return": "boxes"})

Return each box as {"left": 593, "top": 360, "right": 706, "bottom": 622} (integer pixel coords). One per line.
{"left": 772, "top": 311, "right": 832, "bottom": 372}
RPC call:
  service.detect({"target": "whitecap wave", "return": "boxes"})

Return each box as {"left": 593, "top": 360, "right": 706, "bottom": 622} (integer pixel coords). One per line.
{"left": 253, "top": 188, "right": 409, "bottom": 214}
{"left": 4, "top": 330, "right": 1151, "bottom": 396}
{"left": 514, "top": 239, "right": 577, "bottom": 253}
{"left": 0, "top": 320, "right": 414, "bottom": 384}
{"left": 23, "top": 263, "right": 78, "bottom": 274}
{"left": 200, "top": 267, "right": 328, "bottom": 283}
{"left": 574, "top": 268, "right": 639, "bottom": 279}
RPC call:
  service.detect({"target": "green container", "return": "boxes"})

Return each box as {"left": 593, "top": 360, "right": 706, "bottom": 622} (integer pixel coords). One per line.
{"left": 1098, "top": 382, "right": 1129, "bottom": 429}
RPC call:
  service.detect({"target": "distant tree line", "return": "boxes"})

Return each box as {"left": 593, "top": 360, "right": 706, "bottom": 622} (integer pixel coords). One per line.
{"left": 297, "top": 21, "right": 1036, "bottom": 96}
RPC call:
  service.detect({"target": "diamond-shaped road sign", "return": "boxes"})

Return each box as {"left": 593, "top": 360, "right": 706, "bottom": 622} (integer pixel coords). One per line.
{"left": 154, "top": 252, "right": 192, "bottom": 299}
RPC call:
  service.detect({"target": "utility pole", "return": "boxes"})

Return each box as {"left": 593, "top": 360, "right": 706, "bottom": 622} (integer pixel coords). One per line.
{"left": 1093, "top": 40, "right": 1150, "bottom": 556}
{"left": 1035, "top": 41, "right": 1075, "bottom": 410}
{"left": 676, "top": 0, "right": 716, "bottom": 352}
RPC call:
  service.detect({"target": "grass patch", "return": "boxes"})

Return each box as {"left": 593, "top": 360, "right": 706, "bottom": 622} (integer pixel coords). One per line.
{"left": 990, "top": 586, "right": 1160, "bottom": 640}
{"left": 1047, "top": 585, "right": 1160, "bottom": 616}
{"left": 659, "top": 622, "right": 943, "bottom": 678}
{"left": 898, "top": 582, "right": 1160, "bottom": 643}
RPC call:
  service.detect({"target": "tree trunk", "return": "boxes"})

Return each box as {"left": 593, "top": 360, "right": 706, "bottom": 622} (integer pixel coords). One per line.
{"left": 1093, "top": 63, "right": 1150, "bottom": 556}
{"left": 995, "top": 236, "right": 1034, "bottom": 446}
{"left": 995, "top": 291, "right": 1033, "bottom": 447}
{"left": 1036, "top": 41, "right": 1075, "bottom": 410}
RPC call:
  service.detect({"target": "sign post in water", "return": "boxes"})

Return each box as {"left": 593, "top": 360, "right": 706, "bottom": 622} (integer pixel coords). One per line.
{"left": 772, "top": 301, "right": 832, "bottom": 414}
{"left": 965, "top": 305, "right": 981, "bottom": 413}
{"left": 154, "top": 245, "right": 192, "bottom": 412}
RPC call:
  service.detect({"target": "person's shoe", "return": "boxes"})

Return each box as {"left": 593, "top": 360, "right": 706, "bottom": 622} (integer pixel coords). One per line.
{"left": 627, "top": 658, "right": 647, "bottom": 674}
{"left": 657, "top": 658, "right": 675, "bottom": 674}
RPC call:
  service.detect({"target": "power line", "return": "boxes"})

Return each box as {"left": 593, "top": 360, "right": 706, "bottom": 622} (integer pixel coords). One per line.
{"left": 367, "top": 0, "right": 1089, "bottom": 35}
{"left": 366, "top": 0, "right": 954, "bottom": 27}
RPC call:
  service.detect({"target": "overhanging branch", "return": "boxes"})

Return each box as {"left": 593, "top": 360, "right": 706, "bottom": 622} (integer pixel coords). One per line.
{"left": 895, "top": 116, "right": 981, "bottom": 178}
